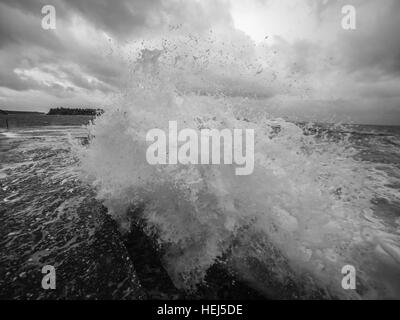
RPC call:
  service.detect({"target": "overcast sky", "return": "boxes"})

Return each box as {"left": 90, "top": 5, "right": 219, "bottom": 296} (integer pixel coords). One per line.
{"left": 0, "top": 0, "right": 400, "bottom": 125}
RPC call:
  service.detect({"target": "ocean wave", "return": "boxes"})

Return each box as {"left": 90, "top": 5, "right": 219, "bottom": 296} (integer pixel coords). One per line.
{"left": 77, "top": 40, "right": 400, "bottom": 299}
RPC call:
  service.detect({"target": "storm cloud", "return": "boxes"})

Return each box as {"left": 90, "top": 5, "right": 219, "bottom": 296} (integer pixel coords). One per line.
{"left": 0, "top": 0, "right": 399, "bottom": 124}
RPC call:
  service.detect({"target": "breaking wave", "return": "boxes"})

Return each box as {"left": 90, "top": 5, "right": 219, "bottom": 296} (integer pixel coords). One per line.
{"left": 77, "top": 34, "right": 400, "bottom": 299}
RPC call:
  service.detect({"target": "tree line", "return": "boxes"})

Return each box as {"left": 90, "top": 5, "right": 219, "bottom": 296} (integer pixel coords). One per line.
{"left": 47, "top": 107, "right": 104, "bottom": 116}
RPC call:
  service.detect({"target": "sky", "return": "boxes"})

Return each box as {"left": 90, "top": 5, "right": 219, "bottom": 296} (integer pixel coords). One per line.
{"left": 0, "top": 0, "right": 400, "bottom": 125}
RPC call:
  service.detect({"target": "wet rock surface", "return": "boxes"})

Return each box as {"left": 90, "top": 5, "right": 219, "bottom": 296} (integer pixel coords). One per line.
{"left": 124, "top": 219, "right": 266, "bottom": 300}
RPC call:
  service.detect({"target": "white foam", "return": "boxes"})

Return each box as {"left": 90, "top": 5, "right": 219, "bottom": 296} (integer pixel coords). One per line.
{"left": 76, "top": 40, "right": 400, "bottom": 298}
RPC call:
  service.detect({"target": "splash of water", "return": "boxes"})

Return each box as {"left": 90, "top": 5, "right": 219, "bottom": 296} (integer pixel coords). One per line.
{"left": 77, "top": 35, "right": 400, "bottom": 299}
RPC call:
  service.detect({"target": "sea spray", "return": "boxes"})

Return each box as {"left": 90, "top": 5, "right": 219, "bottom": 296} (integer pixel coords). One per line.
{"left": 77, "top": 35, "right": 400, "bottom": 298}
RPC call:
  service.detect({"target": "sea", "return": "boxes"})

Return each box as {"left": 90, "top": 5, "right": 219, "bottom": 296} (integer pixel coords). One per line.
{"left": 1, "top": 112, "right": 399, "bottom": 300}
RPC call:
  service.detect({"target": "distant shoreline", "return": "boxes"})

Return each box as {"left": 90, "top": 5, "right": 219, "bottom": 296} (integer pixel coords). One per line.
{"left": 0, "top": 110, "right": 45, "bottom": 115}
{"left": 47, "top": 107, "right": 103, "bottom": 116}
{"left": 0, "top": 107, "right": 103, "bottom": 116}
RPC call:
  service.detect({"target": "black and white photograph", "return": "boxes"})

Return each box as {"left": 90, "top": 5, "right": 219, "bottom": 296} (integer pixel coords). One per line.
{"left": 0, "top": 0, "right": 400, "bottom": 305}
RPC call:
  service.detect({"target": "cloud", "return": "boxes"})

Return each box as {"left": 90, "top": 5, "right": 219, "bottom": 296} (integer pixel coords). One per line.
{"left": 0, "top": 0, "right": 399, "bottom": 124}
{"left": 340, "top": 0, "right": 400, "bottom": 77}
{"left": 0, "top": 0, "right": 233, "bottom": 108}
